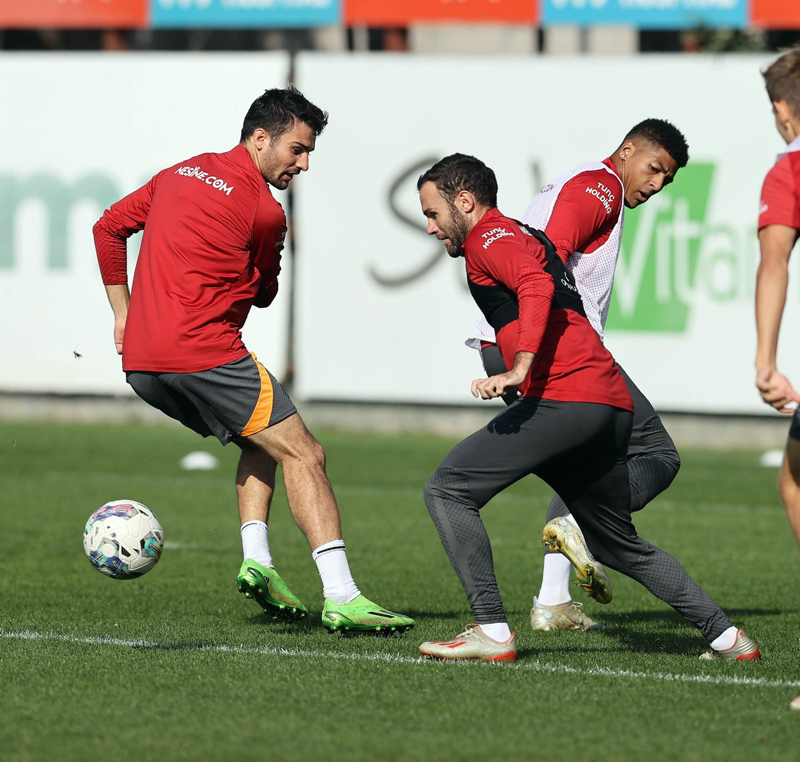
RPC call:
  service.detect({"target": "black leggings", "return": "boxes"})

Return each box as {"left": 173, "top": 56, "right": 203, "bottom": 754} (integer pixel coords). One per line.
{"left": 423, "top": 397, "right": 732, "bottom": 642}
{"left": 480, "top": 345, "right": 680, "bottom": 515}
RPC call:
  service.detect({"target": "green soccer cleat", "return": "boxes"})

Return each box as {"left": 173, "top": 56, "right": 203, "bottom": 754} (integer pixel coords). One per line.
{"left": 321, "top": 595, "right": 415, "bottom": 634}
{"left": 237, "top": 559, "right": 308, "bottom": 620}
{"left": 542, "top": 517, "right": 613, "bottom": 605}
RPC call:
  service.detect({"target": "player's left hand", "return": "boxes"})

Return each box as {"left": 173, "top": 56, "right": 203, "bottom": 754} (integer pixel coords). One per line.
{"left": 471, "top": 371, "right": 523, "bottom": 400}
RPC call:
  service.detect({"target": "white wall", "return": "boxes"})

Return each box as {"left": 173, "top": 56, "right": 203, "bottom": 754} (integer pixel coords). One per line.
{"left": 294, "top": 52, "right": 794, "bottom": 414}
{"left": 0, "top": 53, "right": 291, "bottom": 394}
{"left": 1, "top": 52, "right": 794, "bottom": 417}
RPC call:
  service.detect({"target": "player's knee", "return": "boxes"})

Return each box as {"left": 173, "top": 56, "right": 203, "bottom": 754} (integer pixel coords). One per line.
{"left": 423, "top": 471, "right": 445, "bottom": 507}
{"left": 309, "top": 439, "right": 327, "bottom": 470}
{"left": 651, "top": 423, "right": 681, "bottom": 481}
{"left": 290, "top": 435, "right": 326, "bottom": 471}
{"left": 263, "top": 429, "right": 327, "bottom": 471}
{"left": 663, "top": 444, "right": 681, "bottom": 480}
{"left": 642, "top": 417, "right": 681, "bottom": 482}
{"left": 423, "top": 465, "right": 469, "bottom": 508}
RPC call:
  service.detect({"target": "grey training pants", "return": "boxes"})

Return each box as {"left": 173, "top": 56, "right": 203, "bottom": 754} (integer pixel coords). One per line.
{"left": 423, "top": 397, "right": 732, "bottom": 643}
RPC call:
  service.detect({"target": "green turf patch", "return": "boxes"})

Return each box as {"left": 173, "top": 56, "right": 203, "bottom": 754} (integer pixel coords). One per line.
{"left": 1, "top": 421, "right": 798, "bottom": 761}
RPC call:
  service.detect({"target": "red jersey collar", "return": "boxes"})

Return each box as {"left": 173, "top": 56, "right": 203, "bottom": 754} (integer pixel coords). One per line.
{"left": 602, "top": 156, "right": 621, "bottom": 179}
{"left": 777, "top": 135, "right": 800, "bottom": 160}
{"left": 464, "top": 207, "right": 505, "bottom": 250}
{"left": 226, "top": 144, "right": 265, "bottom": 181}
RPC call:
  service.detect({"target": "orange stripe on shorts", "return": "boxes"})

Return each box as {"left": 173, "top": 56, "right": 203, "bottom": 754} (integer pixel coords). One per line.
{"left": 241, "top": 353, "right": 275, "bottom": 437}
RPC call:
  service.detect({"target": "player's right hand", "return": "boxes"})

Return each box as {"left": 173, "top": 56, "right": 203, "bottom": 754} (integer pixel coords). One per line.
{"left": 756, "top": 367, "right": 800, "bottom": 414}
{"left": 471, "top": 372, "right": 519, "bottom": 400}
{"left": 114, "top": 318, "right": 125, "bottom": 355}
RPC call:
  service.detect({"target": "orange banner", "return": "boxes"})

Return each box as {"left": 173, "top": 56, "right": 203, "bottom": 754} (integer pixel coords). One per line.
{"left": 751, "top": 0, "right": 800, "bottom": 28}
{"left": 345, "top": 0, "right": 538, "bottom": 26}
{"left": 0, "top": 0, "right": 147, "bottom": 29}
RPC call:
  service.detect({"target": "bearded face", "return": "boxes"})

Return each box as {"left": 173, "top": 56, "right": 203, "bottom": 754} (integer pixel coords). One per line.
{"left": 419, "top": 181, "right": 471, "bottom": 258}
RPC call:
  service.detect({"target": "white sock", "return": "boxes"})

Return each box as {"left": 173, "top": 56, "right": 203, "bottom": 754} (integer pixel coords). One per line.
{"left": 710, "top": 626, "right": 739, "bottom": 651}
{"left": 536, "top": 552, "right": 573, "bottom": 606}
{"left": 312, "top": 540, "right": 361, "bottom": 604}
{"left": 240, "top": 520, "right": 273, "bottom": 568}
{"left": 478, "top": 623, "right": 512, "bottom": 642}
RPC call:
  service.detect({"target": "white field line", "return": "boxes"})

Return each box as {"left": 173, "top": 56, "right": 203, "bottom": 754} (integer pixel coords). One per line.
{"left": 3, "top": 630, "right": 799, "bottom": 690}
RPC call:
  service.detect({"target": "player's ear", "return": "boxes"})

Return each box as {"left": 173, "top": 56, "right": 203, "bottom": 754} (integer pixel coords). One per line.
{"left": 251, "top": 128, "right": 269, "bottom": 149}
{"left": 774, "top": 100, "right": 795, "bottom": 125}
{"left": 618, "top": 139, "right": 635, "bottom": 161}
{"left": 456, "top": 190, "right": 475, "bottom": 213}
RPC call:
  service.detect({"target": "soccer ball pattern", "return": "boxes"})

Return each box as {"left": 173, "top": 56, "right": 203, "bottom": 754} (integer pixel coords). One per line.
{"left": 83, "top": 500, "right": 164, "bottom": 580}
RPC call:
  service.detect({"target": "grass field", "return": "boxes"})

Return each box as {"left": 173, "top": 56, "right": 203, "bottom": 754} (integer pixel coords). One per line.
{"left": 1, "top": 419, "right": 799, "bottom": 761}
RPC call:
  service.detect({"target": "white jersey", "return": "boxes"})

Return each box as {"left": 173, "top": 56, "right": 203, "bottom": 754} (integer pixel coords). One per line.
{"left": 467, "top": 160, "right": 625, "bottom": 349}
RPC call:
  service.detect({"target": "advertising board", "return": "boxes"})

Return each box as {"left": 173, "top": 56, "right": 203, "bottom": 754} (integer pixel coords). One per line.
{"left": 293, "top": 53, "right": 790, "bottom": 415}
{"left": 542, "top": 0, "right": 746, "bottom": 29}
{"left": 0, "top": 0, "right": 147, "bottom": 28}
{"left": 0, "top": 53, "right": 291, "bottom": 395}
{"left": 345, "top": 0, "right": 537, "bottom": 25}
{"left": 151, "top": 0, "right": 339, "bottom": 28}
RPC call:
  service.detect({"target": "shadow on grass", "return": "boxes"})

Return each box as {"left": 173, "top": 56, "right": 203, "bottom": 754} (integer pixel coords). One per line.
{"left": 520, "top": 606, "right": 786, "bottom": 657}
{"left": 593, "top": 607, "right": 786, "bottom": 625}
{"left": 244, "top": 612, "right": 319, "bottom": 633}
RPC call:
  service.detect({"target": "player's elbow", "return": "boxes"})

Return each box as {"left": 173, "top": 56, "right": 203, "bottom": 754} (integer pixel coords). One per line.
{"left": 518, "top": 273, "right": 554, "bottom": 302}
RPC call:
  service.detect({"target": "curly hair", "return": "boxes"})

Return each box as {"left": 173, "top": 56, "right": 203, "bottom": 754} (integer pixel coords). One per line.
{"left": 623, "top": 119, "right": 689, "bottom": 169}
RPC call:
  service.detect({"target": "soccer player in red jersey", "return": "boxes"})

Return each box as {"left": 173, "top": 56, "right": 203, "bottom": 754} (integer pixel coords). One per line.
{"left": 756, "top": 51, "right": 800, "bottom": 550}
{"left": 469, "top": 120, "right": 687, "bottom": 634}
{"left": 415, "top": 154, "right": 759, "bottom": 662}
{"left": 755, "top": 47, "right": 800, "bottom": 711}
{"left": 93, "top": 87, "right": 413, "bottom": 634}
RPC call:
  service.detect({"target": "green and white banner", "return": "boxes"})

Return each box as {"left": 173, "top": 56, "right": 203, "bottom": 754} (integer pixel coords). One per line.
{"left": 1, "top": 53, "right": 795, "bottom": 416}
{"left": 294, "top": 53, "right": 793, "bottom": 415}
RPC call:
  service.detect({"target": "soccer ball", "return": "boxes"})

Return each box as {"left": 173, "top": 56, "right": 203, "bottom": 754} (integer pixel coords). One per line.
{"left": 83, "top": 500, "right": 164, "bottom": 580}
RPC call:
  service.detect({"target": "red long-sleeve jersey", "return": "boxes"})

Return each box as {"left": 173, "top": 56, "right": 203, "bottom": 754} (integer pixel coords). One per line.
{"left": 464, "top": 208, "right": 632, "bottom": 410}
{"left": 94, "top": 145, "right": 286, "bottom": 372}
{"left": 759, "top": 140, "right": 800, "bottom": 233}
{"left": 540, "top": 158, "right": 622, "bottom": 260}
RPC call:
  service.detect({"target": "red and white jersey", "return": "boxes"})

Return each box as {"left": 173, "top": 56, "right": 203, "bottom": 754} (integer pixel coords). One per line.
{"left": 759, "top": 135, "right": 800, "bottom": 233}
{"left": 469, "top": 158, "right": 624, "bottom": 347}
{"left": 464, "top": 208, "right": 632, "bottom": 410}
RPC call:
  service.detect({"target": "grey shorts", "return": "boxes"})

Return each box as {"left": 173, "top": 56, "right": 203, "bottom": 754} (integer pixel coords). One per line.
{"left": 126, "top": 353, "right": 296, "bottom": 445}
{"left": 790, "top": 408, "right": 800, "bottom": 441}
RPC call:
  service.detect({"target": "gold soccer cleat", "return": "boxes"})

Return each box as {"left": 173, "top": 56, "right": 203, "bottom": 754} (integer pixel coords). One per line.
{"left": 530, "top": 597, "right": 601, "bottom": 631}
{"left": 542, "top": 517, "right": 613, "bottom": 605}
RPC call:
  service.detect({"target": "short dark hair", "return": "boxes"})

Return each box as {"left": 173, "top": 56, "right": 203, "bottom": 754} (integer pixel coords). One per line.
{"left": 763, "top": 47, "right": 800, "bottom": 119}
{"left": 416, "top": 153, "right": 498, "bottom": 208}
{"left": 240, "top": 85, "right": 328, "bottom": 143}
{"left": 623, "top": 119, "right": 689, "bottom": 169}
